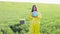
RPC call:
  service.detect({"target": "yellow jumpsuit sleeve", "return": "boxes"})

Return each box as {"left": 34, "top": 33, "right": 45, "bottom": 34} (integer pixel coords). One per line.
{"left": 37, "top": 12, "right": 42, "bottom": 21}
{"left": 28, "top": 12, "right": 33, "bottom": 20}
{"left": 26, "top": 12, "right": 32, "bottom": 21}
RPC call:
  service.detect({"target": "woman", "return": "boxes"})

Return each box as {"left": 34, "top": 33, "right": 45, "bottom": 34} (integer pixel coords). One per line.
{"left": 28, "top": 5, "right": 42, "bottom": 34}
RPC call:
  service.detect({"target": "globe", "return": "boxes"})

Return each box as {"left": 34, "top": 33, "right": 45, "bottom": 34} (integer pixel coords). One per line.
{"left": 32, "top": 11, "right": 38, "bottom": 17}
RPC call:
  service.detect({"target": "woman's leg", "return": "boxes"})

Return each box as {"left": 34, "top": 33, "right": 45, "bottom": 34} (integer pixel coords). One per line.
{"left": 29, "top": 23, "right": 35, "bottom": 34}
{"left": 35, "top": 23, "right": 40, "bottom": 34}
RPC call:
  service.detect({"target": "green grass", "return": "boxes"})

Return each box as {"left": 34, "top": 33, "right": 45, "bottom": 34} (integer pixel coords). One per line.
{"left": 0, "top": 2, "right": 60, "bottom": 34}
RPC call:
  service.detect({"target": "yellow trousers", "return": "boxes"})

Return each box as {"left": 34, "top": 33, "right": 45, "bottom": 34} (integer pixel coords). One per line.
{"left": 29, "top": 20, "right": 40, "bottom": 34}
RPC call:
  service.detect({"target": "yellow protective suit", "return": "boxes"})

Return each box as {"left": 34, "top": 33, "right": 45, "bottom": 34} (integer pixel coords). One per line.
{"left": 28, "top": 12, "right": 41, "bottom": 34}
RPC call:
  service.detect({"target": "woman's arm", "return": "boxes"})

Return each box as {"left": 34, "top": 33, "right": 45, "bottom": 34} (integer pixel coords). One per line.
{"left": 38, "top": 12, "right": 42, "bottom": 18}
{"left": 26, "top": 12, "right": 32, "bottom": 21}
{"left": 37, "top": 12, "right": 42, "bottom": 20}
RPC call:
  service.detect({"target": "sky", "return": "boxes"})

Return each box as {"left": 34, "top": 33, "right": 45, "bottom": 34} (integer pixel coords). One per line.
{"left": 0, "top": 0, "right": 60, "bottom": 4}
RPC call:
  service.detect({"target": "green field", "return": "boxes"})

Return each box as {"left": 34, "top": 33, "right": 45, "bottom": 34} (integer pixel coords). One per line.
{"left": 0, "top": 2, "right": 60, "bottom": 34}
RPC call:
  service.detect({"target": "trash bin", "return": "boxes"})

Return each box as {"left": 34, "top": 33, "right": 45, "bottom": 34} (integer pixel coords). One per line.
{"left": 20, "top": 19, "right": 25, "bottom": 25}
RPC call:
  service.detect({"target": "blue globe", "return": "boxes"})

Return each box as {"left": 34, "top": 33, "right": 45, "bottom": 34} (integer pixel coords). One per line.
{"left": 32, "top": 11, "right": 38, "bottom": 17}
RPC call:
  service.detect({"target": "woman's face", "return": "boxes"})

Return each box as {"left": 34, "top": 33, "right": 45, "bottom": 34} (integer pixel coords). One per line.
{"left": 33, "top": 6, "right": 36, "bottom": 11}
{"left": 32, "top": 5, "right": 37, "bottom": 12}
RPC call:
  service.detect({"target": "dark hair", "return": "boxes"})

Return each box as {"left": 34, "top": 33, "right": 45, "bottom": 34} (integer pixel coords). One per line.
{"left": 32, "top": 5, "right": 37, "bottom": 12}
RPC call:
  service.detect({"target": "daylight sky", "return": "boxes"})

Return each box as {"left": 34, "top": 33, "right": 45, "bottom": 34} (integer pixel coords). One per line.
{"left": 0, "top": 0, "right": 60, "bottom": 4}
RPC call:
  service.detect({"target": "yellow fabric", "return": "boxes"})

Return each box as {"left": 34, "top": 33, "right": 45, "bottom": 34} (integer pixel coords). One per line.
{"left": 29, "top": 12, "right": 41, "bottom": 34}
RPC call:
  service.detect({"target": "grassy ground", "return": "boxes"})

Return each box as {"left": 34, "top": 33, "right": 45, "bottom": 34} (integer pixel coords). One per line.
{"left": 0, "top": 2, "right": 60, "bottom": 34}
